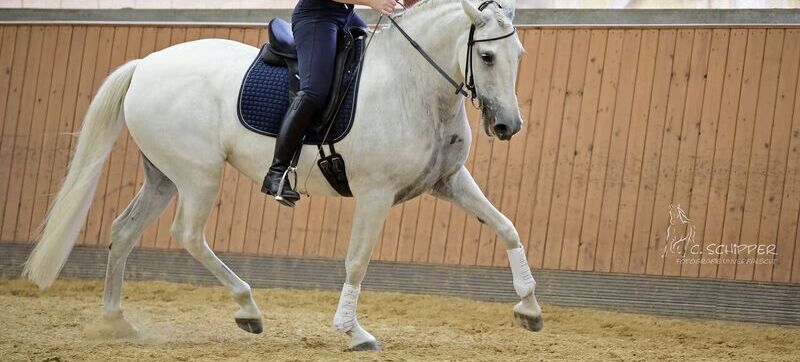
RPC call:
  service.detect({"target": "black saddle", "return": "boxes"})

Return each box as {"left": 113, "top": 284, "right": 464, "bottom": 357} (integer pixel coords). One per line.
{"left": 258, "top": 18, "right": 366, "bottom": 132}
{"left": 266, "top": 17, "right": 297, "bottom": 59}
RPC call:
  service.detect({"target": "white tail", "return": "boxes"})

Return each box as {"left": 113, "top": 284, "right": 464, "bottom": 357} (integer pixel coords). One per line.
{"left": 23, "top": 60, "right": 140, "bottom": 289}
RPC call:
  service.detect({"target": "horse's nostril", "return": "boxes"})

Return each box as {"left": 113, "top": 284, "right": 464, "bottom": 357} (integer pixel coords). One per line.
{"left": 493, "top": 123, "right": 509, "bottom": 135}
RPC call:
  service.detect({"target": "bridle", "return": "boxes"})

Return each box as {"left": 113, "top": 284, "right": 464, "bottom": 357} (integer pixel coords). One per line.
{"left": 383, "top": 0, "right": 516, "bottom": 106}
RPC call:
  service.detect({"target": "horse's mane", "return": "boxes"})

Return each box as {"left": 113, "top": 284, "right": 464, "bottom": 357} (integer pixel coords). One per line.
{"left": 403, "top": 0, "right": 446, "bottom": 12}
{"left": 391, "top": 0, "right": 453, "bottom": 19}
{"left": 398, "top": 0, "right": 514, "bottom": 28}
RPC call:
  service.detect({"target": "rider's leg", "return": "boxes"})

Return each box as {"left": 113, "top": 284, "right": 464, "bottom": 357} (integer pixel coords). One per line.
{"left": 261, "top": 20, "right": 339, "bottom": 205}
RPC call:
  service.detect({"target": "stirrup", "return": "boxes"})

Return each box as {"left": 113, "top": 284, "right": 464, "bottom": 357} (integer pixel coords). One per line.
{"left": 274, "top": 166, "right": 298, "bottom": 207}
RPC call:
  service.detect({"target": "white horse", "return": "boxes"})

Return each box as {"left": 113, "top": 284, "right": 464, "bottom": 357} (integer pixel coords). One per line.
{"left": 23, "top": 0, "right": 542, "bottom": 351}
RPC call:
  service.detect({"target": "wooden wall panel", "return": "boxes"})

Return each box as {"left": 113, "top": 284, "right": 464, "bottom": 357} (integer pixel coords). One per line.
{"left": 645, "top": 29, "right": 693, "bottom": 275}
{"left": 2, "top": 26, "right": 43, "bottom": 243}
{"left": 699, "top": 29, "right": 749, "bottom": 278}
{"left": 610, "top": 29, "right": 659, "bottom": 274}
{"left": 518, "top": 29, "right": 557, "bottom": 268}
{"left": 548, "top": 29, "right": 589, "bottom": 269}
{"left": 770, "top": 30, "right": 800, "bottom": 283}
{"left": 681, "top": 29, "right": 730, "bottom": 277}
{"left": 735, "top": 29, "right": 784, "bottom": 280}
{"left": 594, "top": 29, "right": 641, "bottom": 273}
{"left": 562, "top": 29, "right": 607, "bottom": 271}
{"left": 534, "top": 29, "right": 573, "bottom": 270}
{"left": 1, "top": 24, "right": 799, "bottom": 284}
{"left": 663, "top": 29, "right": 711, "bottom": 276}
{"left": 0, "top": 26, "right": 26, "bottom": 242}
{"left": 580, "top": 29, "right": 625, "bottom": 271}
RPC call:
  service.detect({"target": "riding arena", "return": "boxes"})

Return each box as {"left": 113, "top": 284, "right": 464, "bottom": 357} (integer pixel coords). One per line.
{"left": 0, "top": 1, "right": 799, "bottom": 361}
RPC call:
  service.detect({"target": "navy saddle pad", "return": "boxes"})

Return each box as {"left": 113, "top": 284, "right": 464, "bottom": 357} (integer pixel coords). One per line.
{"left": 236, "top": 37, "right": 365, "bottom": 145}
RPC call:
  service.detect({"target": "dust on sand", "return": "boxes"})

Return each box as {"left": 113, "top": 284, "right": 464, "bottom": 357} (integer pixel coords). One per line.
{"left": 1, "top": 279, "right": 798, "bottom": 361}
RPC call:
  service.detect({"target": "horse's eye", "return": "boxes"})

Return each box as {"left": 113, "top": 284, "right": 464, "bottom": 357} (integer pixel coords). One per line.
{"left": 480, "top": 52, "right": 494, "bottom": 65}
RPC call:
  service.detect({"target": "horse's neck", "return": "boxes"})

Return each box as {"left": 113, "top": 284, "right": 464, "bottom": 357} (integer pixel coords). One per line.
{"left": 367, "top": 1, "right": 471, "bottom": 123}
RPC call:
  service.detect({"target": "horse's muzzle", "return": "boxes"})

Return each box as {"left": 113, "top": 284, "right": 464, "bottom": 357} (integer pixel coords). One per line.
{"left": 480, "top": 98, "right": 522, "bottom": 141}
{"left": 492, "top": 121, "right": 520, "bottom": 140}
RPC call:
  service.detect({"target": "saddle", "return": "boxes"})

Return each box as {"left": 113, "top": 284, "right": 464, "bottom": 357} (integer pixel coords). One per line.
{"left": 236, "top": 18, "right": 367, "bottom": 197}
{"left": 259, "top": 18, "right": 366, "bottom": 133}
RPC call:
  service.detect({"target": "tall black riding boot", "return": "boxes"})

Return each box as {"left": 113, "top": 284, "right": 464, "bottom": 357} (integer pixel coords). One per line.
{"left": 261, "top": 91, "right": 318, "bottom": 207}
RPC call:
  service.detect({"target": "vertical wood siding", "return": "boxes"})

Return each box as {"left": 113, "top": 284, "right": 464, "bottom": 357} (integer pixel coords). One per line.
{"left": 0, "top": 24, "right": 798, "bottom": 283}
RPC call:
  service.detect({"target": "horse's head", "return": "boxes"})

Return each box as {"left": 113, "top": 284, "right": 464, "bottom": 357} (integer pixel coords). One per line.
{"left": 460, "top": 0, "right": 524, "bottom": 140}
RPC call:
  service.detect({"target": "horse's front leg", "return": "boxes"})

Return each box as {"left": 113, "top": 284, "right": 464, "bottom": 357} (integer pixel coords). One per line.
{"left": 432, "top": 166, "right": 543, "bottom": 332}
{"left": 333, "top": 191, "right": 393, "bottom": 351}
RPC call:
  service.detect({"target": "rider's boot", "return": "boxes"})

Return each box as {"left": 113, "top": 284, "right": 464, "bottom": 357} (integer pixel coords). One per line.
{"left": 261, "top": 91, "right": 317, "bottom": 207}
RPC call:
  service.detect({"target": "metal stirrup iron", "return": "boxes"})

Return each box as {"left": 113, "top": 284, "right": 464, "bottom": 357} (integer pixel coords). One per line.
{"left": 274, "top": 166, "right": 296, "bottom": 201}
{"left": 275, "top": 142, "right": 302, "bottom": 202}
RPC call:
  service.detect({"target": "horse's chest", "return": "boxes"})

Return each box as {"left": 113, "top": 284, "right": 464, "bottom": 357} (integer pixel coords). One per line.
{"left": 391, "top": 128, "right": 470, "bottom": 204}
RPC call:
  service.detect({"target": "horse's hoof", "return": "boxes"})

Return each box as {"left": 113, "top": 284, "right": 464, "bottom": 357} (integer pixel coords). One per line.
{"left": 350, "top": 340, "right": 382, "bottom": 352}
{"left": 514, "top": 311, "right": 543, "bottom": 332}
{"left": 235, "top": 318, "right": 264, "bottom": 334}
{"left": 86, "top": 314, "right": 141, "bottom": 340}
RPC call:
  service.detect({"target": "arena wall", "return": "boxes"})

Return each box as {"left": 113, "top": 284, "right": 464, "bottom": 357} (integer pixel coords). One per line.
{"left": 0, "top": 13, "right": 799, "bottom": 286}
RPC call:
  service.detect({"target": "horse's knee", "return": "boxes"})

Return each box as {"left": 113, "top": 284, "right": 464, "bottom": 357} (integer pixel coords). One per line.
{"left": 170, "top": 223, "right": 204, "bottom": 254}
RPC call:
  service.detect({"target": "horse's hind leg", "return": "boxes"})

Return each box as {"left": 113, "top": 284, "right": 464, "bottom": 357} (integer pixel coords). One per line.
{"left": 169, "top": 171, "right": 263, "bottom": 334}
{"left": 101, "top": 156, "right": 176, "bottom": 337}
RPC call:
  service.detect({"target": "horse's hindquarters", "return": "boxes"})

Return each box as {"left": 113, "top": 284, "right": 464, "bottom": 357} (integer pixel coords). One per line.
{"left": 124, "top": 39, "right": 258, "bottom": 185}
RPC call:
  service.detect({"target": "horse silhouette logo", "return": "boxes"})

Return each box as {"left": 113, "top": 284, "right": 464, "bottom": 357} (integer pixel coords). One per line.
{"left": 662, "top": 203, "right": 696, "bottom": 257}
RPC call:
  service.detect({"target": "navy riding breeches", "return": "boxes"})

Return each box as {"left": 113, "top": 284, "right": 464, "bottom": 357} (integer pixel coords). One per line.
{"left": 292, "top": 0, "right": 367, "bottom": 110}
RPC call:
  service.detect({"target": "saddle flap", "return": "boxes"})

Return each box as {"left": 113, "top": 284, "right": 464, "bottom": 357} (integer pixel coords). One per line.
{"left": 313, "top": 27, "right": 365, "bottom": 132}
{"left": 268, "top": 18, "right": 297, "bottom": 58}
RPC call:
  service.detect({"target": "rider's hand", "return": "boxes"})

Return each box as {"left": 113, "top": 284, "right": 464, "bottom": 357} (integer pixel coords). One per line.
{"left": 368, "top": 0, "right": 396, "bottom": 15}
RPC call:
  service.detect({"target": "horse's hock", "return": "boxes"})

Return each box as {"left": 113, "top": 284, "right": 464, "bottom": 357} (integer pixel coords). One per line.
{"left": 1, "top": 1, "right": 800, "bottom": 358}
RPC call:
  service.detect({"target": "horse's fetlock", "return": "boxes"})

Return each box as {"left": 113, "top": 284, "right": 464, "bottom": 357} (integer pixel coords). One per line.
{"left": 231, "top": 284, "right": 253, "bottom": 301}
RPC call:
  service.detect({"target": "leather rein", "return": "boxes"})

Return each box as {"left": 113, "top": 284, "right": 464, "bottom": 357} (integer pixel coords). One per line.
{"left": 383, "top": 0, "right": 516, "bottom": 103}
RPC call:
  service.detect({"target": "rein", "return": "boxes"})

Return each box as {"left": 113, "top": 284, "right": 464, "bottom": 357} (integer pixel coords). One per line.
{"left": 386, "top": 15, "right": 469, "bottom": 97}
{"left": 386, "top": 0, "right": 516, "bottom": 103}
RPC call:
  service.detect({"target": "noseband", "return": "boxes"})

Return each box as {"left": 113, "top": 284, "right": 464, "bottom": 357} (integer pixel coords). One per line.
{"left": 385, "top": 0, "right": 516, "bottom": 104}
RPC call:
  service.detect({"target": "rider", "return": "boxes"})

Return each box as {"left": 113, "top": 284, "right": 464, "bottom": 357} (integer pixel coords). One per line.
{"left": 261, "top": 0, "right": 396, "bottom": 205}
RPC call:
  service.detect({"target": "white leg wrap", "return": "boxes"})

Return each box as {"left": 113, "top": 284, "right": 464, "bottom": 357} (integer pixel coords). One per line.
{"left": 507, "top": 246, "right": 536, "bottom": 298}
{"left": 333, "top": 283, "right": 360, "bottom": 332}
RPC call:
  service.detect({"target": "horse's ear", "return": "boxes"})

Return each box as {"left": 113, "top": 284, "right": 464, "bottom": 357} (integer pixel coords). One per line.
{"left": 460, "top": 0, "right": 483, "bottom": 25}
{"left": 498, "top": 0, "right": 516, "bottom": 20}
